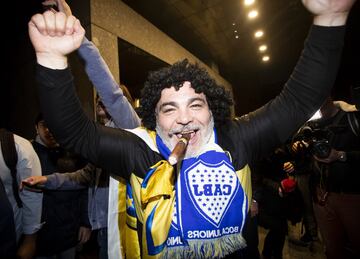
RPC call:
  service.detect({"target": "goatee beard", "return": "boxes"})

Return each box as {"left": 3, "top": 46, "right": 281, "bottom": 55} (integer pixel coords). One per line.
{"left": 156, "top": 116, "right": 214, "bottom": 158}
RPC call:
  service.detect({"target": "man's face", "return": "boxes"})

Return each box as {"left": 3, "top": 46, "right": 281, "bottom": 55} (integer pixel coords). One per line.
{"left": 155, "top": 82, "right": 214, "bottom": 158}
{"left": 36, "top": 120, "right": 58, "bottom": 148}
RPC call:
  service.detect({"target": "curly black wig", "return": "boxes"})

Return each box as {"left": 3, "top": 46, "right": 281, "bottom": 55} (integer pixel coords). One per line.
{"left": 137, "top": 59, "right": 233, "bottom": 130}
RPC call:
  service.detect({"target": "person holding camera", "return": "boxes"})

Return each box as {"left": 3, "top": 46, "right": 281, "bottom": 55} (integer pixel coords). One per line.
{"left": 306, "top": 97, "right": 360, "bottom": 259}
{"left": 251, "top": 147, "right": 299, "bottom": 259}
{"left": 286, "top": 139, "right": 319, "bottom": 247}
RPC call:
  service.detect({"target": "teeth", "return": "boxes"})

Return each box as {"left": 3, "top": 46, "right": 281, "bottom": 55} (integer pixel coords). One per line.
{"left": 174, "top": 130, "right": 197, "bottom": 139}
{"left": 181, "top": 131, "right": 193, "bottom": 134}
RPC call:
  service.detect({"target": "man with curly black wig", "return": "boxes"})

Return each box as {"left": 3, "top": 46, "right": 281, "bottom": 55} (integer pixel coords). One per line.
{"left": 137, "top": 59, "right": 233, "bottom": 131}
{"left": 29, "top": 0, "right": 356, "bottom": 257}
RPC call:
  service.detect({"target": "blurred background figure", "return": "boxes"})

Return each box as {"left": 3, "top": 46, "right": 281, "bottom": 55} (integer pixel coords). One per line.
{"left": 310, "top": 98, "right": 360, "bottom": 259}
{"left": 293, "top": 97, "right": 360, "bottom": 259}
{"left": 32, "top": 114, "right": 91, "bottom": 259}
{"left": 251, "top": 146, "right": 302, "bottom": 259}
{"left": 0, "top": 128, "right": 42, "bottom": 259}
{"left": 287, "top": 139, "right": 319, "bottom": 247}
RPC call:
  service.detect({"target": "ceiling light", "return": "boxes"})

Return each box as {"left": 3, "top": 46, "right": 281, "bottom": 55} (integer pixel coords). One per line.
{"left": 235, "top": 35, "right": 239, "bottom": 39}
{"left": 259, "top": 45, "right": 267, "bottom": 52}
{"left": 262, "top": 55, "right": 270, "bottom": 62}
{"left": 234, "top": 30, "right": 238, "bottom": 33}
{"left": 254, "top": 30, "right": 264, "bottom": 38}
{"left": 248, "top": 10, "right": 258, "bottom": 19}
{"left": 232, "top": 23, "right": 236, "bottom": 26}
{"left": 244, "top": 0, "right": 255, "bottom": 6}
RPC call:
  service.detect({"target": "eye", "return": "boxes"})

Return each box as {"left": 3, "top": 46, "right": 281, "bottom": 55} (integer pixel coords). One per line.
{"left": 163, "top": 107, "right": 176, "bottom": 114}
{"left": 190, "top": 103, "right": 203, "bottom": 109}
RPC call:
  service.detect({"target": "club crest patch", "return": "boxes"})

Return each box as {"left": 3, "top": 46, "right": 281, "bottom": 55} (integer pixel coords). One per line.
{"left": 184, "top": 159, "right": 239, "bottom": 227}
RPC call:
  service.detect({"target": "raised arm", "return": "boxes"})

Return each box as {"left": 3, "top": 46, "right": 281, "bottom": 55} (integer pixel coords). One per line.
{"left": 54, "top": 0, "right": 140, "bottom": 129}
{"left": 30, "top": 11, "right": 157, "bottom": 179}
{"left": 78, "top": 38, "right": 141, "bottom": 129}
{"left": 234, "top": 0, "right": 356, "bottom": 163}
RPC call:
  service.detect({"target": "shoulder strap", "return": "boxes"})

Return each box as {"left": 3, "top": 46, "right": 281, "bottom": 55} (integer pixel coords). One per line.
{"left": 0, "top": 129, "right": 22, "bottom": 208}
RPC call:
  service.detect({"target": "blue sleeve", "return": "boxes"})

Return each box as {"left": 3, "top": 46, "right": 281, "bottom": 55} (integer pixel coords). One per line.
{"left": 78, "top": 37, "right": 141, "bottom": 129}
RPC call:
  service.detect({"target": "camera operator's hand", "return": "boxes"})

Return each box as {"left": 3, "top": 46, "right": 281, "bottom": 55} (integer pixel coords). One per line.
{"left": 291, "top": 140, "right": 309, "bottom": 153}
{"left": 314, "top": 148, "right": 346, "bottom": 163}
{"left": 283, "top": 161, "right": 295, "bottom": 174}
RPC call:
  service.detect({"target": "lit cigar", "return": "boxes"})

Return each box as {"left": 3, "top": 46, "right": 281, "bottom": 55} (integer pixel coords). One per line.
{"left": 168, "top": 133, "right": 191, "bottom": 165}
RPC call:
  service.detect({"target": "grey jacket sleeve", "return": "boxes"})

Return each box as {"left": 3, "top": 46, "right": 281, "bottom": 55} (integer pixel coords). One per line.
{"left": 78, "top": 37, "right": 141, "bottom": 129}
{"left": 45, "top": 163, "right": 97, "bottom": 190}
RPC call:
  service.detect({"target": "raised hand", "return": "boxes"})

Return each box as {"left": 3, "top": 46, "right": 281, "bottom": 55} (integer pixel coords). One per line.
{"left": 28, "top": 11, "right": 85, "bottom": 69}
{"left": 302, "top": 0, "right": 357, "bottom": 26}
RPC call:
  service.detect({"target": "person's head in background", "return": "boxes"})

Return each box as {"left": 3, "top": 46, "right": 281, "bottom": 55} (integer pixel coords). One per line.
{"left": 35, "top": 113, "right": 58, "bottom": 148}
{"left": 95, "top": 96, "right": 111, "bottom": 125}
{"left": 95, "top": 84, "right": 137, "bottom": 125}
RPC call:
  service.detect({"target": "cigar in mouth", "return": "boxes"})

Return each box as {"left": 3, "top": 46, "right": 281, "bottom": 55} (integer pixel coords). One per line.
{"left": 168, "top": 133, "right": 191, "bottom": 165}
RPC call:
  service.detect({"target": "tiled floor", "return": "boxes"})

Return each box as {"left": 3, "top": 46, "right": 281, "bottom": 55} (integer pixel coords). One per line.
{"left": 258, "top": 223, "right": 326, "bottom": 259}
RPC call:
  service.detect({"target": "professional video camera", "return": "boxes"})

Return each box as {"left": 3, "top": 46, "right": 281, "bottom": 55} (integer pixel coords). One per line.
{"left": 293, "top": 124, "right": 332, "bottom": 158}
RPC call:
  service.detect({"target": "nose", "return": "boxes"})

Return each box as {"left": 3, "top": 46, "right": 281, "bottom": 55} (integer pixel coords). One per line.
{"left": 176, "top": 108, "right": 193, "bottom": 126}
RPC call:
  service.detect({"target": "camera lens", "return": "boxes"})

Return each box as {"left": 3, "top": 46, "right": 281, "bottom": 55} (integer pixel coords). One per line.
{"left": 312, "top": 140, "right": 331, "bottom": 158}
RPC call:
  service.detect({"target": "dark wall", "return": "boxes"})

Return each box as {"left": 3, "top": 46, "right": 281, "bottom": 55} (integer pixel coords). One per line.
{"left": 1, "top": 0, "right": 92, "bottom": 139}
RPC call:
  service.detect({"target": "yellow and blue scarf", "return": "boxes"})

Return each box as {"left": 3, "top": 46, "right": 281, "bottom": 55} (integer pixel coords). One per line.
{"left": 138, "top": 129, "right": 247, "bottom": 258}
